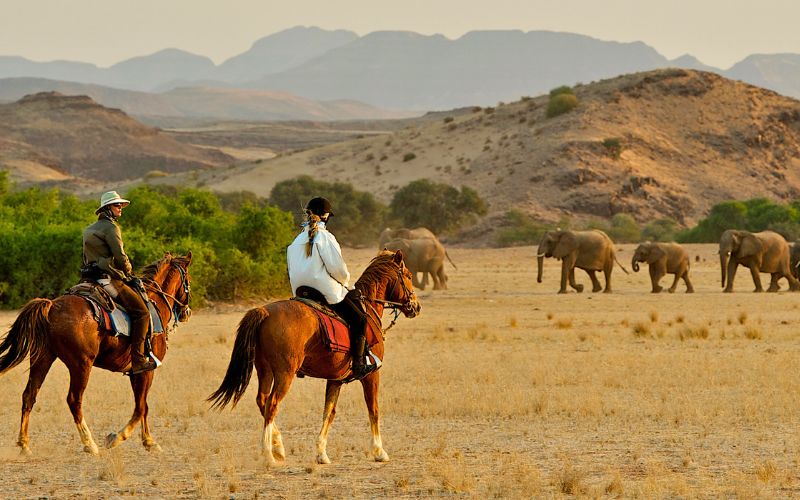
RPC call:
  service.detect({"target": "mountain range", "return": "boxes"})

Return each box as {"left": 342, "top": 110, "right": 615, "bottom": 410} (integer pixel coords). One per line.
{"left": 1, "top": 26, "right": 799, "bottom": 112}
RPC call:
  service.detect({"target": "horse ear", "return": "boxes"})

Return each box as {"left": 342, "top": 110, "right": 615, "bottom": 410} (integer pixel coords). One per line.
{"left": 186, "top": 250, "right": 193, "bottom": 263}
{"left": 393, "top": 250, "right": 405, "bottom": 264}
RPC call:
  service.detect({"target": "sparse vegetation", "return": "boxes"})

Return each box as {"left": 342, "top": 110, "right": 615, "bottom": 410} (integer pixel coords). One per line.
{"left": 402, "top": 152, "right": 417, "bottom": 162}
{"left": 679, "top": 198, "right": 800, "bottom": 242}
{"left": 601, "top": 137, "right": 623, "bottom": 159}
{"left": 496, "top": 210, "right": 551, "bottom": 246}
{"left": 546, "top": 86, "right": 578, "bottom": 118}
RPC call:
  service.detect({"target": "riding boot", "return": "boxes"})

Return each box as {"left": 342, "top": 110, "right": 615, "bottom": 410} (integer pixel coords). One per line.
{"left": 349, "top": 331, "right": 376, "bottom": 381}
{"left": 116, "top": 281, "right": 157, "bottom": 376}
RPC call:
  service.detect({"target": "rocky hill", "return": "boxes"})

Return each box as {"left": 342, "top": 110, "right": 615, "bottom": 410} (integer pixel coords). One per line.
{"left": 190, "top": 69, "right": 800, "bottom": 232}
{"left": 0, "top": 92, "right": 233, "bottom": 184}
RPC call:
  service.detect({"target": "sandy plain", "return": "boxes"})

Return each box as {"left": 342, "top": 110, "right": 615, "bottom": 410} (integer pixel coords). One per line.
{"left": 0, "top": 244, "right": 799, "bottom": 498}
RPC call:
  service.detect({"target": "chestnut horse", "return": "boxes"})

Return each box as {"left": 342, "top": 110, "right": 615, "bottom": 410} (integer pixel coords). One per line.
{"left": 0, "top": 252, "right": 192, "bottom": 455}
{"left": 208, "top": 250, "right": 420, "bottom": 465}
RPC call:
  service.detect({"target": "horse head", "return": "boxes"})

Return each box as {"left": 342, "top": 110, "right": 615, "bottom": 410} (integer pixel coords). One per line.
{"left": 142, "top": 251, "right": 193, "bottom": 322}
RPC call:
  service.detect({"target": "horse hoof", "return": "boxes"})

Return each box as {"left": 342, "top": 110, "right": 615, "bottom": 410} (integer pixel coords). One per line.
{"left": 18, "top": 446, "right": 32, "bottom": 457}
{"left": 144, "top": 442, "right": 162, "bottom": 453}
{"left": 104, "top": 433, "right": 118, "bottom": 449}
{"left": 84, "top": 444, "right": 100, "bottom": 455}
{"left": 316, "top": 454, "right": 331, "bottom": 465}
{"left": 374, "top": 450, "right": 390, "bottom": 463}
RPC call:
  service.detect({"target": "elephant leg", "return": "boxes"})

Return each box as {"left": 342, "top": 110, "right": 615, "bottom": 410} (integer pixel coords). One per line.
{"left": 683, "top": 270, "right": 695, "bottom": 293}
{"left": 567, "top": 264, "right": 583, "bottom": 293}
{"left": 654, "top": 262, "right": 667, "bottom": 293}
{"left": 724, "top": 260, "right": 738, "bottom": 293}
{"left": 648, "top": 265, "right": 662, "bottom": 293}
{"left": 768, "top": 273, "right": 781, "bottom": 292}
{"left": 585, "top": 270, "right": 601, "bottom": 292}
{"left": 559, "top": 257, "right": 576, "bottom": 294}
{"left": 603, "top": 262, "right": 613, "bottom": 293}
{"left": 436, "top": 266, "right": 448, "bottom": 290}
{"left": 667, "top": 271, "right": 681, "bottom": 293}
{"left": 431, "top": 266, "right": 445, "bottom": 290}
{"left": 749, "top": 265, "right": 764, "bottom": 292}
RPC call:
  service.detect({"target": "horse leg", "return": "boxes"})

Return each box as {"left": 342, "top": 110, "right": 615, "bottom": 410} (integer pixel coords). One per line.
{"left": 259, "top": 373, "right": 294, "bottom": 466}
{"left": 316, "top": 380, "right": 343, "bottom": 464}
{"left": 17, "top": 352, "right": 56, "bottom": 455}
{"left": 66, "top": 364, "right": 100, "bottom": 455}
{"left": 105, "top": 372, "right": 154, "bottom": 450}
{"left": 360, "top": 372, "right": 389, "bottom": 462}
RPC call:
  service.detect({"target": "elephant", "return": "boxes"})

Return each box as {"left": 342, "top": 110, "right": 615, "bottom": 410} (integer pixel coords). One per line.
{"left": 379, "top": 227, "right": 455, "bottom": 288}
{"left": 719, "top": 229, "right": 800, "bottom": 292}
{"left": 383, "top": 237, "right": 449, "bottom": 290}
{"left": 536, "top": 229, "right": 628, "bottom": 294}
{"left": 791, "top": 240, "right": 800, "bottom": 280}
{"left": 631, "top": 242, "right": 694, "bottom": 293}
{"left": 378, "top": 227, "right": 437, "bottom": 248}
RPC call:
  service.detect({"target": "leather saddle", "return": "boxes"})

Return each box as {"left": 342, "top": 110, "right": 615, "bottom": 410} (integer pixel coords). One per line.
{"left": 66, "top": 281, "right": 163, "bottom": 337}
{"left": 292, "top": 286, "right": 347, "bottom": 324}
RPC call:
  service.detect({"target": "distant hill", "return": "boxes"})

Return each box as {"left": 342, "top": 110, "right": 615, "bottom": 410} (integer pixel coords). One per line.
{"left": 0, "top": 78, "right": 413, "bottom": 121}
{"left": 183, "top": 69, "right": 800, "bottom": 238}
{"left": 0, "top": 92, "right": 233, "bottom": 184}
{"left": 3, "top": 28, "right": 800, "bottom": 109}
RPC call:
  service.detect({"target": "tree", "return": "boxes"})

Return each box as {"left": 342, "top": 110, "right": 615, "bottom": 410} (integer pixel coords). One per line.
{"left": 389, "top": 179, "right": 487, "bottom": 234}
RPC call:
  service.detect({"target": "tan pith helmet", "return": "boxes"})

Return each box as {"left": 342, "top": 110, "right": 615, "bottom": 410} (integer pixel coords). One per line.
{"left": 95, "top": 191, "right": 130, "bottom": 214}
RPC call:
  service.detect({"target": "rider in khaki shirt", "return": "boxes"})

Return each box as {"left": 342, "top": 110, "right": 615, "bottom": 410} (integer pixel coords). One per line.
{"left": 82, "top": 191, "right": 156, "bottom": 376}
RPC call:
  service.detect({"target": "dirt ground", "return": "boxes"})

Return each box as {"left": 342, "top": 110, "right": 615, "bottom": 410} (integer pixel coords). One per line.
{"left": 1, "top": 244, "right": 799, "bottom": 498}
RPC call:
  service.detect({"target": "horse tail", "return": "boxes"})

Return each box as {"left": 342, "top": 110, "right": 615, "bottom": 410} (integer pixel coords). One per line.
{"left": 445, "top": 250, "right": 457, "bottom": 270}
{"left": 207, "top": 306, "right": 269, "bottom": 410}
{"left": 0, "top": 298, "right": 52, "bottom": 376}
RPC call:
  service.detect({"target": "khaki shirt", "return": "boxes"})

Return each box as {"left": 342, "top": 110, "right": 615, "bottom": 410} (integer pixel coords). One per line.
{"left": 82, "top": 217, "right": 133, "bottom": 280}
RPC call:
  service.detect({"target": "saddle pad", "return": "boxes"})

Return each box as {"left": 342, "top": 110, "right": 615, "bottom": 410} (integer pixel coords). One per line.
{"left": 306, "top": 307, "right": 381, "bottom": 353}
{"left": 108, "top": 302, "right": 164, "bottom": 337}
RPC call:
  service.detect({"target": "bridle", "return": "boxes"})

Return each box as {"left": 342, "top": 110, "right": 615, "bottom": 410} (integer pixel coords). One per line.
{"left": 143, "top": 262, "right": 192, "bottom": 326}
{"left": 361, "top": 262, "right": 419, "bottom": 336}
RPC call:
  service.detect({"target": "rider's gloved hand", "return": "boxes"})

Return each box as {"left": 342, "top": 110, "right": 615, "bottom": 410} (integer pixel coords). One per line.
{"left": 127, "top": 276, "right": 145, "bottom": 292}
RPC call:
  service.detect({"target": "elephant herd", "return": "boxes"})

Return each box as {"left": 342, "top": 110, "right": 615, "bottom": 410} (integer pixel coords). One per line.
{"left": 536, "top": 228, "right": 800, "bottom": 294}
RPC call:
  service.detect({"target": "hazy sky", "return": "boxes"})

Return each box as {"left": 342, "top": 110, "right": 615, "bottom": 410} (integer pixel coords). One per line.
{"left": 2, "top": 0, "right": 798, "bottom": 69}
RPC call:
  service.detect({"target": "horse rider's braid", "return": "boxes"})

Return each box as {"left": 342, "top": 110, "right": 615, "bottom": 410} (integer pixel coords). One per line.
{"left": 305, "top": 210, "right": 321, "bottom": 257}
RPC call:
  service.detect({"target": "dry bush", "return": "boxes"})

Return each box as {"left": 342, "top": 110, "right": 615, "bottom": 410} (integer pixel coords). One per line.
{"left": 508, "top": 316, "right": 518, "bottom": 328}
{"left": 679, "top": 325, "right": 709, "bottom": 340}
{"left": 743, "top": 326, "right": 764, "bottom": 340}
{"left": 632, "top": 321, "right": 651, "bottom": 338}
{"left": 554, "top": 462, "right": 586, "bottom": 495}
{"left": 555, "top": 318, "right": 573, "bottom": 329}
{"left": 675, "top": 314, "right": 685, "bottom": 324}
{"left": 738, "top": 311, "right": 748, "bottom": 325}
{"left": 755, "top": 460, "right": 777, "bottom": 482}
{"left": 605, "top": 470, "right": 624, "bottom": 495}
{"left": 546, "top": 312, "right": 554, "bottom": 320}
{"left": 98, "top": 449, "right": 127, "bottom": 486}
{"left": 428, "top": 454, "right": 475, "bottom": 493}
{"left": 649, "top": 310, "right": 659, "bottom": 323}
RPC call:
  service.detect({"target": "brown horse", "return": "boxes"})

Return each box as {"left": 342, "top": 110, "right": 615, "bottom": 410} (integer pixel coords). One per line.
{"left": 208, "top": 250, "right": 420, "bottom": 465}
{"left": 0, "top": 252, "right": 193, "bottom": 455}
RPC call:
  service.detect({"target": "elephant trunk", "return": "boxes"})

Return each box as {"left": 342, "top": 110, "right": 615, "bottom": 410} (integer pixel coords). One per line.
{"left": 720, "top": 252, "right": 729, "bottom": 288}
{"left": 631, "top": 257, "right": 640, "bottom": 273}
{"left": 537, "top": 254, "right": 544, "bottom": 283}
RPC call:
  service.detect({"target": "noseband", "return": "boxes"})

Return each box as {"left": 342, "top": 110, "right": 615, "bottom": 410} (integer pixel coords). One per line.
{"left": 363, "top": 262, "right": 418, "bottom": 335}
{"left": 143, "top": 263, "right": 192, "bottom": 324}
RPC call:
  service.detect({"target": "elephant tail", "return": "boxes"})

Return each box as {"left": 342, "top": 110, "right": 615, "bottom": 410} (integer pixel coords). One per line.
{"left": 446, "top": 250, "right": 457, "bottom": 270}
{"left": 614, "top": 255, "right": 630, "bottom": 275}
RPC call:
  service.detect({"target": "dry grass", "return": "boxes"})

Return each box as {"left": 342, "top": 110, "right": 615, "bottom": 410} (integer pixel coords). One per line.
{"left": 632, "top": 321, "right": 651, "bottom": 338}
{"left": 743, "top": 326, "right": 764, "bottom": 340}
{"left": 649, "top": 310, "right": 659, "bottom": 323}
{"left": 1, "top": 245, "right": 799, "bottom": 498}
{"left": 554, "top": 317, "right": 573, "bottom": 329}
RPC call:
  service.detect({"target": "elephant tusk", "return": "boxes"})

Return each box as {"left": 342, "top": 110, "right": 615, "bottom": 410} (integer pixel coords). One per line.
{"left": 536, "top": 253, "right": 546, "bottom": 257}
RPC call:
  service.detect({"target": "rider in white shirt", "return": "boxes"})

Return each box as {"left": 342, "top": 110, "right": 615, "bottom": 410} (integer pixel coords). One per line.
{"left": 287, "top": 197, "right": 376, "bottom": 381}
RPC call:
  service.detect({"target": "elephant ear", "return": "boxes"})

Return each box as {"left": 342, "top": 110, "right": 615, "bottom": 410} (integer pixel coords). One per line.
{"left": 646, "top": 244, "right": 666, "bottom": 264}
{"left": 739, "top": 233, "right": 763, "bottom": 258}
{"left": 553, "top": 231, "right": 577, "bottom": 259}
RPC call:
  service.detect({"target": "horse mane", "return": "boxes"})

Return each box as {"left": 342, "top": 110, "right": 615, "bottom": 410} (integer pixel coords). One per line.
{"left": 355, "top": 251, "right": 400, "bottom": 294}
{"left": 139, "top": 254, "right": 189, "bottom": 281}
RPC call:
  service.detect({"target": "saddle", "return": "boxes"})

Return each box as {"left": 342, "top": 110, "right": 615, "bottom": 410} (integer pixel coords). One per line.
{"left": 66, "top": 282, "right": 164, "bottom": 337}
{"left": 291, "top": 286, "right": 380, "bottom": 353}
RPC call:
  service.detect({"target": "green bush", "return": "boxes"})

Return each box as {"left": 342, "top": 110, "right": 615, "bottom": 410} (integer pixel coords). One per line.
{"left": 0, "top": 180, "right": 296, "bottom": 308}
{"left": 389, "top": 179, "right": 487, "bottom": 234}
{"left": 602, "top": 138, "right": 623, "bottom": 159}
{"left": 549, "top": 85, "right": 574, "bottom": 98}
{"left": 679, "top": 198, "right": 800, "bottom": 242}
{"left": 495, "top": 210, "right": 551, "bottom": 246}
{"left": 642, "top": 218, "right": 680, "bottom": 242}
{"left": 587, "top": 214, "right": 642, "bottom": 243}
{"left": 402, "top": 152, "right": 417, "bottom": 162}
{"left": 546, "top": 94, "right": 579, "bottom": 118}
{"left": 269, "top": 175, "right": 387, "bottom": 247}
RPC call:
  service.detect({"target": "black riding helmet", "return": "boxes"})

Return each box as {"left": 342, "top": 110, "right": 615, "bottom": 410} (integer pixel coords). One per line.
{"left": 306, "top": 197, "right": 334, "bottom": 217}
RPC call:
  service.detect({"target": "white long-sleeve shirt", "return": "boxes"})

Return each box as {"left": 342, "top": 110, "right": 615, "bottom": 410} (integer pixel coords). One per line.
{"left": 287, "top": 221, "right": 350, "bottom": 304}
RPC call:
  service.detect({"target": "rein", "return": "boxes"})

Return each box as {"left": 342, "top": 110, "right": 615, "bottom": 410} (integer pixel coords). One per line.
{"left": 141, "top": 263, "right": 191, "bottom": 327}
{"left": 359, "top": 263, "right": 415, "bottom": 338}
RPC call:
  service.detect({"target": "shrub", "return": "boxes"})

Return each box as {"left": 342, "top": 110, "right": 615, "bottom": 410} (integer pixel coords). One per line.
{"left": 642, "top": 218, "right": 680, "bottom": 242}
{"left": 678, "top": 198, "right": 800, "bottom": 243}
{"left": 601, "top": 138, "right": 623, "bottom": 159}
{"left": 549, "top": 85, "right": 574, "bottom": 98}
{"left": 546, "top": 94, "right": 578, "bottom": 118}
{"left": 389, "top": 179, "right": 487, "bottom": 234}
{"left": 443, "top": 116, "right": 454, "bottom": 123}
{"left": 269, "top": 175, "right": 387, "bottom": 247}
{"left": 495, "top": 210, "right": 551, "bottom": 246}
{"left": 587, "top": 214, "right": 641, "bottom": 243}
{"left": 402, "top": 152, "right": 416, "bottom": 162}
